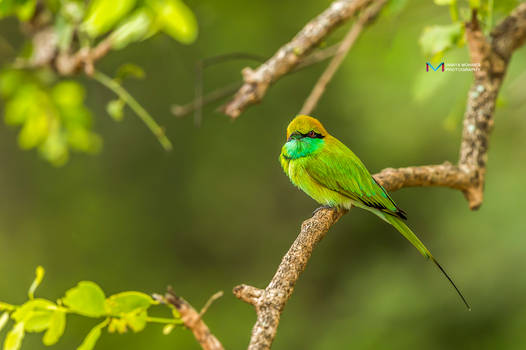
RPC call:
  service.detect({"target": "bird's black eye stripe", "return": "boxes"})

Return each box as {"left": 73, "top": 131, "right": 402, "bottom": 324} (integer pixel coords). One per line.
{"left": 301, "top": 130, "right": 324, "bottom": 139}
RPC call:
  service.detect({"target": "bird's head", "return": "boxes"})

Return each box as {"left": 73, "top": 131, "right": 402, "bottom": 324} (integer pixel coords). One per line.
{"left": 282, "top": 115, "right": 329, "bottom": 160}
{"left": 286, "top": 115, "right": 328, "bottom": 142}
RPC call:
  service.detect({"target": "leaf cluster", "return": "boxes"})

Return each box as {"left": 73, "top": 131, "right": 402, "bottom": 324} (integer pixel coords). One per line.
{"left": 0, "top": 267, "right": 182, "bottom": 350}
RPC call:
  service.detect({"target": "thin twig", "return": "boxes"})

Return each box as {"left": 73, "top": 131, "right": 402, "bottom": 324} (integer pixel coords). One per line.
{"left": 194, "top": 53, "right": 266, "bottom": 126}
{"left": 92, "top": 70, "right": 173, "bottom": 151}
{"left": 300, "top": 0, "right": 386, "bottom": 115}
{"left": 199, "top": 291, "right": 224, "bottom": 318}
{"left": 173, "top": 82, "right": 242, "bottom": 117}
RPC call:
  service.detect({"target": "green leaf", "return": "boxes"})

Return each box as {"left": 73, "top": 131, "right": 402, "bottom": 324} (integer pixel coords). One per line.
{"left": 14, "top": 0, "right": 36, "bottom": 21}
{"left": 24, "top": 312, "right": 53, "bottom": 333}
{"left": 419, "top": 22, "right": 463, "bottom": 57}
{"left": 0, "top": 0, "right": 37, "bottom": 21}
{"left": 42, "top": 310, "right": 66, "bottom": 346}
{"left": 77, "top": 320, "right": 108, "bottom": 350}
{"left": 18, "top": 112, "right": 51, "bottom": 150}
{"left": 28, "top": 266, "right": 45, "bottom": 300}
{"left": 4, "top": 84, "right": 42, "bottom": 126}
{"left": 0, "top": 69, "right": 27, "bottom": 98}
{"left": 106, "top": 99, "right": 125, "bottom": 121}
{"left": 162, "top": 324, "right": 174, "bottom": 335}
{"left": 115, "top": 63, "right": 146, "bottom": 81}
{"left": 81, "top": 0, "right": 138, "bottom": 38}
{"left": 0, "top": 312, "right": 10, "bottom": 333}
{"left": 106, "top": 292, "right": 153, "bottom": 315}
{"left": 110, "top": 7, "right": 154, "bottom": 50}
{"left": 150, "top": 0, "right": 198, "bottom": 44}
{"left": 0, "top": 303, "right": 15, "bottom": 312}
{"left": 434, "top": 0, "right": 455, "bottom": 5}
{"left": 63, "top": 281, "right": 106, "bottom": 317}
{"left": 51, "top": 81, "right": 85, "bottom": 108}
{"left": 39, "top": 127, "right": 69, "bottom": 167}
{"left": 12, "top": 299, "right": 55, "bottom": 332}
{"left": 123, "top": 310, "right": 147, "bottom": 332}
{"left": 108, "top": 318, "right": 127, "bottom": 334}
{"left": 3, "top": 322, "right": 25, "bottom": 350}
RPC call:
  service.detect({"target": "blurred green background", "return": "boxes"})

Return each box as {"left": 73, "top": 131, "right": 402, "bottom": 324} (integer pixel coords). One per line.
{"left": 1, "top": 0, "right": 526, "bottom": 349}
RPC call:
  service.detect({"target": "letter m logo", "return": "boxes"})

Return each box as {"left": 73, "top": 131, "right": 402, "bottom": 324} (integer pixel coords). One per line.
{"left": 426, "top": 62, "right": 444, "bottom": 72}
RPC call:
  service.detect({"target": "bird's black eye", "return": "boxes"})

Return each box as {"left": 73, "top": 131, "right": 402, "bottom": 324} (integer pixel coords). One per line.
{"left": 307, "top": 130, "right": 317, "bottom": 138}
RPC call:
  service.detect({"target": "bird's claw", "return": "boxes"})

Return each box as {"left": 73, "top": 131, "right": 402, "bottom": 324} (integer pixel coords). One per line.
{"left": 312, "top": 205, "right": 333, "bottom": 216}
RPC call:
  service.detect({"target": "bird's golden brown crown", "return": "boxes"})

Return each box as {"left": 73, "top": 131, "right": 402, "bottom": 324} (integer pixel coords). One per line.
{"left": 286, "top": 115, "right": 328, "bottom": 140}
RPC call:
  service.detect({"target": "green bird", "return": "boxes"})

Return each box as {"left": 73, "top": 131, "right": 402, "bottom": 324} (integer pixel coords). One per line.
{"left": 280, "top": 115, "right": 470, "bottom": 310}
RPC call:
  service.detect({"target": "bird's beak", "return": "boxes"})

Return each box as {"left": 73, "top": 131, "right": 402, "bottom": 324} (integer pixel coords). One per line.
{"left": 287, "top": 131, "right": 302, "bottom": 142}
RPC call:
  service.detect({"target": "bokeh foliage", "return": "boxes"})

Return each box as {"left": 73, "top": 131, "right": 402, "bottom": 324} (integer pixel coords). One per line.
{"left": 1, "top": 0, "right": 526, "bottom": 350}
{"left": 0, "top": 69, "right": 100, "bottom": 165}
{"left": 0, "top": 0, "right": 197, "bottom": 164}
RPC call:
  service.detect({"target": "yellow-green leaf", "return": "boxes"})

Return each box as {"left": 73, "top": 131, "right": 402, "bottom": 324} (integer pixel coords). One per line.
{"left": 28, "top": 266, "right": 45, "bottom": 300}
{"left": 108, "top": 318, "right": 128, "bottom": 334}
{"left": 3, "top": 322, "right": 25, "bottom": 350}
{"left": 106, "top": 292, "right": 153, "bottom": 315}
{"left": 63, "top": 282, "right": 106, "bottom": 317}
{"left": 124, "top": 310, "right": 147, "bottom": 332}
{"left": 51, "top": 81, "right": 85, "bottom": 108}
{"left": 110, "top": 7, "right": 154, "bottom": 50}
{"left": 77, "top": 320, "right": 107, "bottom": 350}
{"left": 162, "top": 324, "right": 174, "bottom": 335}
{"left": 81, "top": 0, "right": 138, "bottom": 38}
{"left": 106, "top": 99, "right": 125, "bottom": 121}
{"left": 12, "top": 299, "right": 55, "bottom": 331}
{"left": 419, "top": 22, "right": 463, "bottom": 57}
{"left": 42, "top": 310, "right": 66, "bottom": 346}
{"left": 0, "top": 312, "right": 10, "bottom": 333}
{"left": 18, "top": 112, "right": 50, "bottom": 150}
{"left": 0, "top": 303, "right": 16, "bottom": 312}
{"left": 151, "top": 0, "right": 198, "bottom": 44}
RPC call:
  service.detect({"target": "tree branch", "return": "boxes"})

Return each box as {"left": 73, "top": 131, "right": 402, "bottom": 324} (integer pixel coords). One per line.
{"left": 222, "top": 0, "right": 376, "bottom": 118}
{"left": 233, "top": 4, "right": 526, "bottom": 350}
{"left": 157, "top": 289, "right": 225, "bottom": 350}
{"left": 459, "top": 3, "right": 526, "bottom": 209}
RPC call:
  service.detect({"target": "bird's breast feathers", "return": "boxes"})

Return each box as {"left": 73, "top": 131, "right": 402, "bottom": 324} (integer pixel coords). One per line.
{"left": 282, "top": 155, "right": 352, "bottom": 208}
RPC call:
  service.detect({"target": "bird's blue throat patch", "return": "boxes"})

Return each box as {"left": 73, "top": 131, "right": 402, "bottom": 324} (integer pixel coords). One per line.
{"left": 284, "top": 138, "right": 325, "bottom": 159}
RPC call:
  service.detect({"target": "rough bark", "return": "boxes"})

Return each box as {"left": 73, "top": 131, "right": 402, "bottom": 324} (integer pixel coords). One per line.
{"left": 161, "top": 291, "right": 225, "bottom": 350}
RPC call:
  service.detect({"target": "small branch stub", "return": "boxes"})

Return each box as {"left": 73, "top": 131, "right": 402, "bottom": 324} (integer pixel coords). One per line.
{"left": 160, "top": 288, "right": 224, "bottom": 350}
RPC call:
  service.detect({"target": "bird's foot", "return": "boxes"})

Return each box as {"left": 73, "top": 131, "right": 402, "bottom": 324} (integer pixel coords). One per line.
{"left": 312, "top": 205, "right": 334, "bottom": 216}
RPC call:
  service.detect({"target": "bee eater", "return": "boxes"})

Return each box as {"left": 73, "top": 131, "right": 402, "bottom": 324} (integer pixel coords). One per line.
{"left": 279, "top": 114, "right": 470, "bottom": 309}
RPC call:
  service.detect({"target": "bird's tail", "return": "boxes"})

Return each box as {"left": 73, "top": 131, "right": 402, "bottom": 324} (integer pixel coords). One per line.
{"left": 383, "top": 214, "right": 471, "bottom": 310}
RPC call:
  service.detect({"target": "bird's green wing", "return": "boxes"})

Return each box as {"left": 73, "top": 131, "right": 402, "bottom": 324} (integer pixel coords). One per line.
{"left": 306, "top": 138, "right": 406, "bottom": 219}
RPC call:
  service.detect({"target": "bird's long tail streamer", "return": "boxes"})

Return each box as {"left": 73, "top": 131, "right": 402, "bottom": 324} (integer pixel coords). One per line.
{"left": 383, "top": 214, "right": 471, "bottom": 310}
